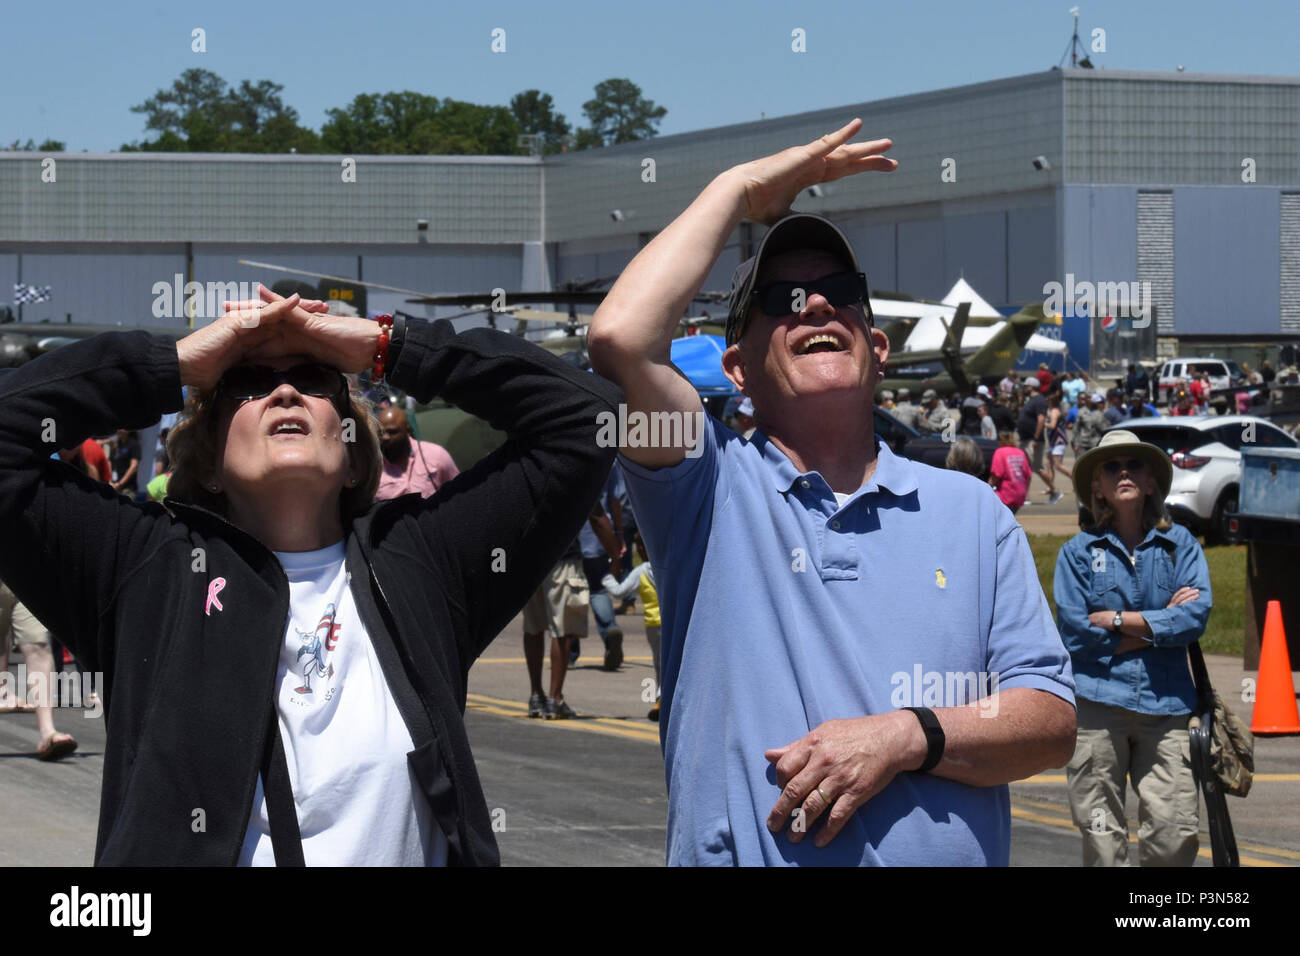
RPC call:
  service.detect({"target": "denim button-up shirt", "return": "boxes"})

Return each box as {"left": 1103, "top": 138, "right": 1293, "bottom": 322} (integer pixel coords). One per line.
{"left": 1053, "top": 521, "right": 1212, "bottom": 715}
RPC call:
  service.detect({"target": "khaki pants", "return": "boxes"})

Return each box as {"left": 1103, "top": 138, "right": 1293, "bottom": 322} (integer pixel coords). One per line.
{"left": 1066, "top": 696, "right": 1199, "bottom": 866}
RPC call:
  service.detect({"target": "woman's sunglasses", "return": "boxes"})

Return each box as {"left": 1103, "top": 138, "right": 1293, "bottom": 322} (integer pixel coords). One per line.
{"left": 752, "top": 271, "right": 871, "bottom": 320}
{"left": 1100, "top": 458, "right": 1147, "bottom": 475}
{"left": 216, "top": 364, "right": 348, "bottom": 408}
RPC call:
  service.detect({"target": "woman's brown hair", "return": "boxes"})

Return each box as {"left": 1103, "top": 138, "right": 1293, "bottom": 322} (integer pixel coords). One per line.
{"left": 165, "top": 384, "right": 382, "bottom": 521}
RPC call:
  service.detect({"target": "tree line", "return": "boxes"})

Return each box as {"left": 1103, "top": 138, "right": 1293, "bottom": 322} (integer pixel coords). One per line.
{"left": 23, "top": 70, "right": 668, "bottom": 155}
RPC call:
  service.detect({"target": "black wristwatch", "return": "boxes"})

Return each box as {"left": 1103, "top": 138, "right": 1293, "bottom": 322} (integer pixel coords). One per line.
{"left": 387, "top": 312, "right": 408, "bottom": 371}
{"left": 903, "top": 706, "right": 945, "bottom": 773}
{"left": 1112, "top": 611, "right": 1124, "bottom": 632}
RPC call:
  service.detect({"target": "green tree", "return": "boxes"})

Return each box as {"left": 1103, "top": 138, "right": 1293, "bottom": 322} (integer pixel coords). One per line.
{"left": 510, "top": 90, "right": 571, "bottom": 155}
{"left": 122, "top": 68, "right": 319, "bottom": 152}
{"left": 321, "top": 91, "right": 520, "bottom": 155}
{"left": 5, "top": 139, "right": 66, "bottom": 151}
{"left": 577, "top": 78, "right": 667, "bottom": 148}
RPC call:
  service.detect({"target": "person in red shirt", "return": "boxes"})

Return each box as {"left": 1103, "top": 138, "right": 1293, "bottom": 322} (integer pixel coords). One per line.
{"left": 80, "top": 437, "right": 112, "bottom": 482}
{"left": 989, "top": 429, "right": 1032, "bottom": 513}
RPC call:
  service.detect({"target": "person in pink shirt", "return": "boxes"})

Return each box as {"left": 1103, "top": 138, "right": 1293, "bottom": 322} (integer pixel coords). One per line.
{"left": 988, "top": 429, "right": 1031, "bottom": 514}
{"left": 374, "top": 407, "right": 459, "bottom": 500}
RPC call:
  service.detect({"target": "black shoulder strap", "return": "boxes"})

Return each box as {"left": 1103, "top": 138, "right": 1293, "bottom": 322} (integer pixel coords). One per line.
{"left": 1187, "top": 641, "right": 1214, "bottom": 711}
{"left": 260, "top": 705, "right": 306, "bottom": 866}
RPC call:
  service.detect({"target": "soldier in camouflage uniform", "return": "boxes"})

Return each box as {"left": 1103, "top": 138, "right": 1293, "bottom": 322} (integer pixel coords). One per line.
{"left": 1072, "top": 392, "right": 1110, "bottom": 456}
{"left": 891, "top": 387, "right": 921, "bottom": 430}
{"left": 918, "top": 388, "right": 952, "bottom": 435}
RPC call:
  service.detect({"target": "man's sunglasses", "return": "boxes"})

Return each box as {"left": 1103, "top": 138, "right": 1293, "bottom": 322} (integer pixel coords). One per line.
{"left": 216, "top": 363, "right": 348, "bottom": 407}
{"left": 1101, "top": 458, "right": 1147, "bottom": 475}
{"left": 752, "top": 271, "right": 871, "bottom": 319}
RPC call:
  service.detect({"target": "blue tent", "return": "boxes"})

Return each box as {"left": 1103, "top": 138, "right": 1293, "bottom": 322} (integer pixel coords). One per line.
{"left": 670, "top": 334, "right": 735, "bottom": 395}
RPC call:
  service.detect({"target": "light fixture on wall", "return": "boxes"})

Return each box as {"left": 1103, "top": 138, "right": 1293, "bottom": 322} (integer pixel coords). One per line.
{"left": 416, "top": 219, "right": 429, "bottom": 243}
{"left": 1032, "top": 156, "right": 1051, "bottom": 171}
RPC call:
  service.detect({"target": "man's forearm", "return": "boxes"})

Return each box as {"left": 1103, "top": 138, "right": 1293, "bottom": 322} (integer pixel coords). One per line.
{"left": 903, "top": 688, "right": 1077, "bottom": 787}
{"left": 590, "top": 169, "right": 747, "bottom": 364}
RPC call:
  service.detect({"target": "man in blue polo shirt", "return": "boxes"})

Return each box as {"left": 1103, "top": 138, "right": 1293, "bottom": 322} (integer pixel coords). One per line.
{"left": 589, "top": 120, "right": 1077, "bottom": 866}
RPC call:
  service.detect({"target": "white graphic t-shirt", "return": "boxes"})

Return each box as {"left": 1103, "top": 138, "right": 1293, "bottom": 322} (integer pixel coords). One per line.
{"left": 238, "top": 542, "right": 448, "bottom": 866}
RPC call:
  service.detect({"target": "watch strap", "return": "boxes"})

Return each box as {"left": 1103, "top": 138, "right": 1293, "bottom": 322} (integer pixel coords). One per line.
{"left": 903, "top": 706, "right": 945, "bottom": 773}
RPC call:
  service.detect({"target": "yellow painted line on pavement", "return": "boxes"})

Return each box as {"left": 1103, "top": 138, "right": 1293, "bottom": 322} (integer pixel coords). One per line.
{"left": 475, "top": 656, "right": 654, "bottom": 664}
{"left": 465, "top": 692, "right": 661, "bottom": 743}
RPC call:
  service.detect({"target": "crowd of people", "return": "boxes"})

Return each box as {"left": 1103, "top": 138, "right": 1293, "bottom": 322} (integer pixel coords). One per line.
{"left": 0, "top": 121, "right": 1224, "bottom": 868}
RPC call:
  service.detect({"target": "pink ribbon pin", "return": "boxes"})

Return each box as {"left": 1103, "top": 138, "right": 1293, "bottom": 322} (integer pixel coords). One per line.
{"left": 205, "top": 577, "right": 227, "bottom": 616}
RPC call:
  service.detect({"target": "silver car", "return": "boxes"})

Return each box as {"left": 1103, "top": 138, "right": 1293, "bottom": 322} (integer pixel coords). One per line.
{"left": 1123, "top": 415, "right": 1298, "bottom": 544}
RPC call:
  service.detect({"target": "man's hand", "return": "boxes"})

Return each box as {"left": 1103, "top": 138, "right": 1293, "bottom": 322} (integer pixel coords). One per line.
{"left": 734, "top": 119, "right": 897, "bottom": 226}
{"left": 763, "top": 711, "right": 919, "bottom": 848}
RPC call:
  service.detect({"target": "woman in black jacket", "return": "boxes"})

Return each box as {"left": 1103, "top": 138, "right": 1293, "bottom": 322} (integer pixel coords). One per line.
{"left": 0, "top": 287, "right": 622, "bottom": 865}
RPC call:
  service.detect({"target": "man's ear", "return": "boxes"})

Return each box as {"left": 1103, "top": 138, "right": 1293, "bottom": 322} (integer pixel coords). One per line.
{"left": 721, "top": 343, "right": 747, "bottom": 393}
{"left": 869, "top": 325, "right": 890, "bottom": 370}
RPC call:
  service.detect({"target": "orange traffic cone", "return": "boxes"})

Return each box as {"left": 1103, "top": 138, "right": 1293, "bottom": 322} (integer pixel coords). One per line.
{"left": 1252, "top": 600, "right": 1300, "bottom": 736}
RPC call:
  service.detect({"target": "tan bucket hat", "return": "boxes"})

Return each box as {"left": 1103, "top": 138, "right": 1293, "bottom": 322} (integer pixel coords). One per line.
{"left": 1072, "top": 428, "right": 1173, "bottom": 504}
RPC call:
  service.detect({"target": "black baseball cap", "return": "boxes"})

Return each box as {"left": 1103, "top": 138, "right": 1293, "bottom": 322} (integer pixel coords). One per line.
{"left": 724, "top": 214, "right": 869, "bottom": 346}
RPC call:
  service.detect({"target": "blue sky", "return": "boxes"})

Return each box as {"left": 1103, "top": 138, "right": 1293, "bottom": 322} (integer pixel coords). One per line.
{"left": 3, "top": 0, "right": 1297, "bottom": 151}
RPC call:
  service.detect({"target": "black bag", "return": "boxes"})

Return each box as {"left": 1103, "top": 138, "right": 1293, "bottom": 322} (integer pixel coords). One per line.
{"left": 1186, "top": 643, "right": 1255, "bottom": 867}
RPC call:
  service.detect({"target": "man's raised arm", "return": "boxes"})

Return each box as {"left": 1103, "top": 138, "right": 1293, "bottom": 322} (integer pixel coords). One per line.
{"left": 588, "top": 119, "right": 895, "bottom": 468}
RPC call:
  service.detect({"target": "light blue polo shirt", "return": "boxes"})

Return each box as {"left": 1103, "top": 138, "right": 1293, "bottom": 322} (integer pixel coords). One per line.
{"left": 621, "top": 418, "right": 1075, "bottom": 866}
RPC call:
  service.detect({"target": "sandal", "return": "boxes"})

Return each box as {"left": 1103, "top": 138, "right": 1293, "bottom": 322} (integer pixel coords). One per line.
{"left": 36, "top": 732, "right": 77, "bottom": 761}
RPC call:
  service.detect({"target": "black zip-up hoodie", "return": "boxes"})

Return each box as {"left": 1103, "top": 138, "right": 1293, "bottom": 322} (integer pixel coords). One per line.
{"left": 0, "top": 318, "right": 622, "bottom": 865}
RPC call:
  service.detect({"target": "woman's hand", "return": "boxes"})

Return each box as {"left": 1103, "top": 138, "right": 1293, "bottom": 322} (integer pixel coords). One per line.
{"left": 175, "top": 290, "right": 304, "bottom": 391}
{"left": 229, "top": 286, "right": 380, "bottom": 374}
{"left": 731, "top": 119, "right": 897, "bottom": 226}
{"left": 1166, "top": 586, "right": 1201, "bottom": 608}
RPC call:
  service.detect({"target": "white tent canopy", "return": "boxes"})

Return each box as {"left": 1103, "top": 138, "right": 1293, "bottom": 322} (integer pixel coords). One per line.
{"left": 889, "top": 278, "right": 1067, "bottom": 355}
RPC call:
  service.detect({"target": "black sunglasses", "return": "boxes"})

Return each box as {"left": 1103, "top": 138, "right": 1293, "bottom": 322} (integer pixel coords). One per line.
{"left": 216, "top": 364, "right": 348, "bottom": 407}
{"left": 1101, "top": 458, "right": 1147, "bottom": 475}
{"left": 752, "top": 271, "right": 871, "bottom": 319}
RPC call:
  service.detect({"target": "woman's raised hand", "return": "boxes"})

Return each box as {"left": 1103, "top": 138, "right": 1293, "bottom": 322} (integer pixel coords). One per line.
{"left": 732, "top": 119, "right": 896, "bottom": 226}
{"left": 225, "top": 286, "right": 380, "bottom": 374}
{"left": 175, "top": 290, "right": 305, "bottom": 391}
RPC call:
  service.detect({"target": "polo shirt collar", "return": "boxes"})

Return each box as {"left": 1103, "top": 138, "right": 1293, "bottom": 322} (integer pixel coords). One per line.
{"left": 751, "top": 429, "right": 919, "bottom": 498}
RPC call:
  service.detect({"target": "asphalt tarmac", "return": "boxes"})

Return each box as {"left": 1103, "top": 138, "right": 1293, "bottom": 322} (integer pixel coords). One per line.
{"left": 4, "top": 613, "right": 1297, "bottom": 867}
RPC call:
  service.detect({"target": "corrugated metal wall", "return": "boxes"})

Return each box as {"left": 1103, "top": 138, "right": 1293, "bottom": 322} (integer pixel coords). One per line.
{"left": 0, "top": 155, "right": 541, "bottom": 244}
{"left": 544, "top": 72, "right": 1063, "bottom": 242}
{"left": 1064, "top": 73, "right": 1300, "bottom": 186}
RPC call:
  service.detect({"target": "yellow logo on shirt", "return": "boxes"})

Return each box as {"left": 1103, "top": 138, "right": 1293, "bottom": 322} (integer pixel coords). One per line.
{"left": 935, "top": 569, "right": 947, "bottom": 589}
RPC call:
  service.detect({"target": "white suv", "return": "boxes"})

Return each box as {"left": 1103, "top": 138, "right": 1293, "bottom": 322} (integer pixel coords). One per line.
{"left": 1123, "top": 415, "right": 1297, "bottom": 544}
{"left": 1155, "top": 357, "right": 1244, "bottom": 403}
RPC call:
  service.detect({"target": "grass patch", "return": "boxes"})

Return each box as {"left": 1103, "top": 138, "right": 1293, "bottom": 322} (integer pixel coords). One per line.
{"left": 1027, "top": 535, "right": 1246, "bottom": 658}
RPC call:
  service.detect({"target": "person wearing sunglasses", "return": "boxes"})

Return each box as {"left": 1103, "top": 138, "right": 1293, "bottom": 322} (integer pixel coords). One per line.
{"left": 588, "top": 120, "right": 1076, "bottom": 866}
{"left": 1052, "top": 429, "right": 1212, "bottom": 866}
{"left": 0, "top": 285, "right": 622, "bottom": 866}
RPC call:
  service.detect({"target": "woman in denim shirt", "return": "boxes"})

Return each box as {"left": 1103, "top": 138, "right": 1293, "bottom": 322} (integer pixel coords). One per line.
{"left": 1054, "top": 429, "right": 1212, "bottom": 866}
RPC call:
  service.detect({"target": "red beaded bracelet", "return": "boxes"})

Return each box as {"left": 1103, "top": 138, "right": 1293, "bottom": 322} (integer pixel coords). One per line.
{"left": 372, "top": 314, "right": 394, "bottom": 383}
